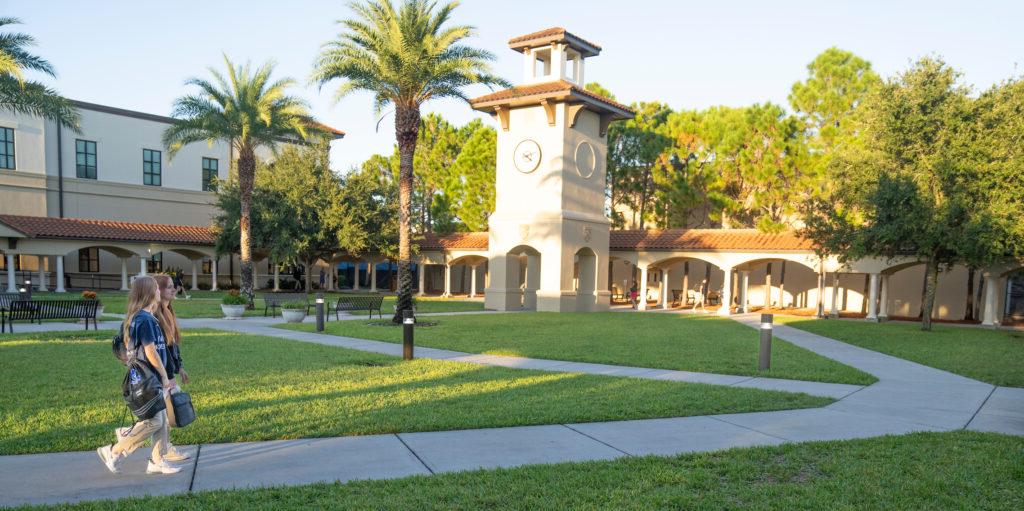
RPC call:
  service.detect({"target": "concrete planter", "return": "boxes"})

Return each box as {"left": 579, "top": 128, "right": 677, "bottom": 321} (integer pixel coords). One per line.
{"left": 282, "top": 309, "right": 307, "bottom": 323}
{"left": 221, "top": 304, "right": 245, "bottom": 319}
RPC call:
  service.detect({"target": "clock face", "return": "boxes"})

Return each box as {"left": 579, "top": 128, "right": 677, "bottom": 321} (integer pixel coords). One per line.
{"left": 574, "top": 141, "right": 597, "bottom": 179}
{"left": 513, "top": 139, "right": 542, "bottom": 173}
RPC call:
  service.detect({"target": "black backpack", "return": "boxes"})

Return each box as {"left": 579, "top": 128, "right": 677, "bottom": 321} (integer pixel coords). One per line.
{"left": 120, "top": 332, "right": 165, "bottom": 420}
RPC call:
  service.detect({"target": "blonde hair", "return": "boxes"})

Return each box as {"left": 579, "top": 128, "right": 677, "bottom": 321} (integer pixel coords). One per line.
{"left": 153, "top": 274, "right": 180, "bottom": 345}
{"left": 122, "top": 276, "right": 160, "bottom": 348}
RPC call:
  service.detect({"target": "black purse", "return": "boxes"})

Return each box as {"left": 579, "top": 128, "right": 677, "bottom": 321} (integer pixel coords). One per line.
{"left": 122, "top": 341, "right": 165, "bottom": 420}
{"left": 166, "top": 390, "right": 196, "bottom": 428}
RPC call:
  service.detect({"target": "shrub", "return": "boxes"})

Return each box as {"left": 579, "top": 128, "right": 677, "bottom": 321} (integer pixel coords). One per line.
{"left": 281, "top": 300, "right": 308, "bottom": 310}
{"left": 81, "top": 290, "right": 98, "bottom": 301}
{"left": 221, "top": 290, "right": 248, "bottom": 305}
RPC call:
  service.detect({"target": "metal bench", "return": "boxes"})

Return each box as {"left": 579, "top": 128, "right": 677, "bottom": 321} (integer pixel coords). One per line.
{"left": 334, "top": 295, "right": 384, "bottom": 320}
{"left": 260, "top": 293, "right": 311, "bottom": 317}
{"left": 3, "top": 299, "right": 99, "bottom": 333}
{"left": 0, "top": 293, "right": 23, "bottom": 333}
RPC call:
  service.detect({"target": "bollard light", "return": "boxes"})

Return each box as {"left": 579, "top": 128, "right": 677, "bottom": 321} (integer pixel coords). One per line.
{"left": 759, "top": 313, "right": 773, "bottom": 371}
{"left": 402, "top": 309, "right": 414, "bottom": 360}
{"left": 315, "top": 293, "right": 325, "bottom": 332}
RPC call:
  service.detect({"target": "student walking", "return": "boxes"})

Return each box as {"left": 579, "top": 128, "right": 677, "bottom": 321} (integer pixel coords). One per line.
{"left": 96, "top": 276, "right": 181, "bottom": 475}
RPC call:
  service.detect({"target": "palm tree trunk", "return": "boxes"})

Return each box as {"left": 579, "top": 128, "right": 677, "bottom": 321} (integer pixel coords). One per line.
{"left": 921, "top": 257, "right": 940, "bottom": 331}
{"left": 393, "top": 106, "right": 420, "bottom": 324}
{"left": 237, "top": 146, "right": 256, "bottom": 307}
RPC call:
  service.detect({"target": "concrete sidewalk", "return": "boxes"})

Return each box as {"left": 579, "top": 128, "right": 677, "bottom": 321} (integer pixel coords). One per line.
{"left": 0, "top": 313, "right": 1020, "bottom": 508}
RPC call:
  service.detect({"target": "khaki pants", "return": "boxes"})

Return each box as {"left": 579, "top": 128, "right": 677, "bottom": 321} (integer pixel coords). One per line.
{"left": 112, "top": 407, "right": 169, "bottom": 462}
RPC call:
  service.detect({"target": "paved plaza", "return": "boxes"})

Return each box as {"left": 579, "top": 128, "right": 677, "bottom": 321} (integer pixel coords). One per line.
{"left": 0, "top": 312, "right": 1021, "bottom": 507}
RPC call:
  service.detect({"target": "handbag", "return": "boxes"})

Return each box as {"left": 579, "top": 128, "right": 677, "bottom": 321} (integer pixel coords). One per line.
{"left": 165, "top": 390, "right": 196, "bottom": 428}
{"left": 122, "top": 340, "right": 165, "bottom": 420}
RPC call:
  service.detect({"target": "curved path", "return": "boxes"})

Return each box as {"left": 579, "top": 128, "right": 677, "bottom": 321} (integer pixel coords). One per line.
{"left": 0, "top": 313, "right": 1020, "bottom": 508}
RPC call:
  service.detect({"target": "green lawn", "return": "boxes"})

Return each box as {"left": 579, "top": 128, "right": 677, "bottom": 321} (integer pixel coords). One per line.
{"left": 0, "top": 329, "right": 831, "bottom": 455}
{"left": 777, "top": 317, "right": 1024, "bottom": 387}
{"left": 22, "top": 431, "right": 1022, "bottom": 510}
{"left": 29, "top": 291, "right": 483, "bottom": 318}
{"left": 281, "top": 312, "right": 876, "bottom": 385}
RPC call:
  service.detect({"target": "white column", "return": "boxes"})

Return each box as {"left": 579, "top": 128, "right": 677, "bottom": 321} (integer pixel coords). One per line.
{"left": 878, "top": 274, "right": 889, "bottom": 320}
{"left": 829, "top": 272, "right": 840, "bottom": 319}
{"left": 120, "top": 259, "right": 129, "bottom": 290}
{"left": 210, "top": 258, "right": 218, "bottom": 291}
{"left": 353, "top": 263, "right": 360, "bottom": 291}
{"left": 5, "top": 254, "right": 15, "bottom": 292}
{"left": 273, "top": 260, "right": 280, "bottom": 291}
{"left": 470, "top": 265, "right": 478, "bottom": 298}
{"left": 191, "top": 260, "right": 199, "bottom": 291}
{"left": 660, "top": 269, "right": 670, "bottom": 309}
{"left": 443, "top": 263, "right": 451, "bottom": 297}
{"left": 54, "top": 257, "right": 65, "bottom": 293}
{"left": 370, "top": 263, "right": 377, "bottom": 292}
{"left": 37, "top": 257, "right": 49, "bottom": 292}
{"left": 637, "top": 266, "right": 648, "bottom": 311}
{"left": 739, "top": 270, "right": 750, "bottom": 313}
{"left": 981, "top": 273, "right": 1000, "bottom": 326}
{"left": 417, "top": 263, "right": 426, "bottom": 296}
{"left": 139, "top": 258, "right": 147, "bottom": 277}
{"left": 717, "top": 266, "right": 733, "bottom": 316}
{"left": 866, "top": 273, "right": 880, "bottom": 321}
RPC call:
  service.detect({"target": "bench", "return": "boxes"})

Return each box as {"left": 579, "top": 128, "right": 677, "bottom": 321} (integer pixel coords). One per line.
{"left": 334, "top": 295, "right": 384, "bottom": 320}
{"left": 3, "top": 299, "right": 99, "bottom": 333}
{"left": 0, "top": 293, "right": 23, "bottom": 333}
{"left": 260, "top": 293, "right": 311, "bottom": 317}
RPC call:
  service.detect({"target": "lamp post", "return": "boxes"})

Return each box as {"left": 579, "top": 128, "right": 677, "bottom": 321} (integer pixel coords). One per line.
{"left": 315, "top": 293, "right": 325, "bottom": 332}
{"left": 402, "top": 309, "right": 414, "bottom": 360}
{"left": 759, "top": 313, "right": 773, "bottom": 371}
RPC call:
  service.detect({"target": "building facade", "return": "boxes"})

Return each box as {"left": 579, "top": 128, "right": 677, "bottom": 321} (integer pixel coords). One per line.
{"left": 0, "top": 100, "right": 343, "bottom": 289}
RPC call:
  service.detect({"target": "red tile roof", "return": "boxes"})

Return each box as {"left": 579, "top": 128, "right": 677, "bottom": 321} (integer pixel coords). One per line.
{"left": 416, "top": 229, "right": 812, "bottom": 252}
{"left": 417, "top": 232, "right": 489, "bottom": 251}
{"left": 508, "top": 27, "right": 601, "bottom": 56}
{"left": 470, "top": 80, "right": 633, "bottom": 117}
{"left": 0, "top": 215, "right": 215, "bottom": 245}
{"left": 610, "top": 229, "right": 813, "bottom": 251}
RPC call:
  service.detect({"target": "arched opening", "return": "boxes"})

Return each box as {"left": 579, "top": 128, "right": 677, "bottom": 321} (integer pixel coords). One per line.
{"left": 733, "top": 257, "right": 820, "bottom": 313}
{"left": 574, "top": 247, "right": 597, "bottom": 311}
{"left": 61, "top": 245, "right": 146, "bottom": 291}
{"left": 646, "top": 255, "right": 727, "bottom": 311}
{"left": 447, "top": 255, "right": 489, "bottom": 298}
{"left": 505, "top": 245, "right": 541, "bottom": 311}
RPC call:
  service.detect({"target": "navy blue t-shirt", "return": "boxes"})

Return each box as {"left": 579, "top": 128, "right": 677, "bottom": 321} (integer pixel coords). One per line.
{"left": 130, "top": 310, "right": 168, "bottom": 371}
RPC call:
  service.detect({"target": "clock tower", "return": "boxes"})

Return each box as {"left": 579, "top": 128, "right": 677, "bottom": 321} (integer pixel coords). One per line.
{"left": 470, "top": 28, "right": 633, "bottom": 312}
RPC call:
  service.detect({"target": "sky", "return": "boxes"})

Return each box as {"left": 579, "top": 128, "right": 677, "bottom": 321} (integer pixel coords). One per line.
{"left": 7, "top": 0, "right": 1023, "bottom": 172}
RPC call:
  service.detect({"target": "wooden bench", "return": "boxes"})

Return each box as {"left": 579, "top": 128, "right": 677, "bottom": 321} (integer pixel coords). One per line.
{"left": 3, "top": 299, "right": 99, "bottom": 333}
{"left": 260, "top": 293, "right": 311, "bottom": 317}
{"left": 334, "top": 295, "right": 384, "bottom": 320}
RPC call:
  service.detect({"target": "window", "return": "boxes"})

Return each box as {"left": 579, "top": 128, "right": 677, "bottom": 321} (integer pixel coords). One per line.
{"left": 76, "top": 139, "right": 97, "bottom": 179}
{"left": 202, "top": 259, "right": 213, "bottom": 274}
{"left": 143, "top": 149, "right": 161, "bottom": 186}
{"left": 202, "top": 157, "right": 218, "bottom": 191}
{"left": 78, "top": 248, "right": 100, "bottom": 272}
{"left": 147, "top": 252, "right": 163, "bottom": 273}
{"left": 0, "top": 254, "right": 24, "bottom": 270}
{"left": 0, "top": 127, "right": 14, "bottom": 169}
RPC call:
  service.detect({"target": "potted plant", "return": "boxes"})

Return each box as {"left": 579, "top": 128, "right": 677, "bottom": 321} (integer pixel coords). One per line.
{"left": 220, "top": 290, "right": 247, "bottom": 319}
{"left": 81, "top": 290, "right": 103, "bottom": 319}
{"left": 280, "top": 300, "right": 308, "bottom": 323}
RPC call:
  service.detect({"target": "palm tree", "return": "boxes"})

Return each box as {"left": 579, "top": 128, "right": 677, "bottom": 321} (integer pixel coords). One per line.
{"left": 0, "top": 17, "right": 79, "bottom": 129}
{"left": 164, "top": 56, "right": 321, "bottom": 304}
{"left": 313, "top": 0, "right": 507, "bottom": 324}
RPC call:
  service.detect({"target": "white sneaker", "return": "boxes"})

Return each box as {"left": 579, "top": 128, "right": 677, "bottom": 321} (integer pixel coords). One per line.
{"left": 97, "top": 445, "right": 122, "bottom": 474}
{"left": 146, "top": 458, "right": 182, "bottom": 475}
{"left": 163, "top": 446, "right": 191, "bottom": 462}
